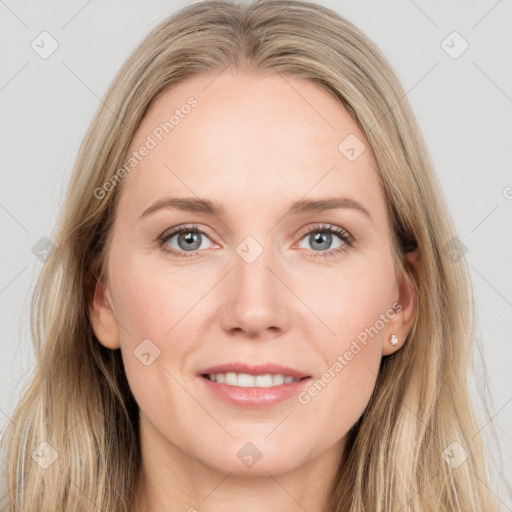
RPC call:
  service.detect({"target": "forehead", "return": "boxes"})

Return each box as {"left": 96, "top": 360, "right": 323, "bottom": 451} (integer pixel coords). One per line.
{"left": 118, "top": 70, "right": 384, "bottom": 221}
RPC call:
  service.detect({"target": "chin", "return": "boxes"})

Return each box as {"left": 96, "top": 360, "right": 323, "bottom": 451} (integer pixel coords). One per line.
{"left": 200, "top": 442, "right": 308, "bottom": 476}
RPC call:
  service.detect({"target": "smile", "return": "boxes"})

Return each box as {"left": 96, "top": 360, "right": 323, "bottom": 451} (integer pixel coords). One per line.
{"left": 203, "top": 372, "right": 304, "bottom": 387}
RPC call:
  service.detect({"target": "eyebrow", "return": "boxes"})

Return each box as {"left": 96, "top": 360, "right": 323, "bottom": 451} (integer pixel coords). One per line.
{"left": 138, "top": 196, "right": 371, "bottom": 220}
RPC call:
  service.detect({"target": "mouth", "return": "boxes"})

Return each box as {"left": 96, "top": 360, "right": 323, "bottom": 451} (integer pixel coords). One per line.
{"left": 196, "top": 362, "right": 311, "bottom": 407}
{"left": 201, "top": 372, "right": 310, "bottom": 388}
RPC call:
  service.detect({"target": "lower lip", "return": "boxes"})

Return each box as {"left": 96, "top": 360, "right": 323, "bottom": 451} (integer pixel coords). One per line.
{"left": 199, "top": 375, "right": 311, "bottom": 408}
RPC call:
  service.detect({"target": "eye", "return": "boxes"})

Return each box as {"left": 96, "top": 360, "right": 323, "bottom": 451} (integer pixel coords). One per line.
{"left": 296, "top": 223, "right": 354, "bottom": 258}
{"left": 158, "top": 224, "right": 214, "bottom": 257}
{"left": 157, "top": 223, "right": 354, "bottom": 259}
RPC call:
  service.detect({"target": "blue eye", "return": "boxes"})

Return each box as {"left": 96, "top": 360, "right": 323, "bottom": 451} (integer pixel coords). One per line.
{"left": 297, "top": 224, "right": 353, "bottom": 258}
{"left": 159, "top": 224, "right": 213, "bottom": 257}
{"left": 158, "top": 223, "right": 354, "bottom": 258}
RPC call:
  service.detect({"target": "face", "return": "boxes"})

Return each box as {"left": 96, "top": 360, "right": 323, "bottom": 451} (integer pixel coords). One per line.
{"left": 90, "top": 70, "right": 417, "bottom": 477}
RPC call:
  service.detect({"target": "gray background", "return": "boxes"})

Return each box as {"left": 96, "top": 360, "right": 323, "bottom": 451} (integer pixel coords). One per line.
{"left": 1, "top": 0, "right": 511, "bottom": 506}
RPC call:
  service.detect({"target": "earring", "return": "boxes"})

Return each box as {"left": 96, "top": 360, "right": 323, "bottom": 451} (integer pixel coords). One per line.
{"left": 390, "top": 334, "right": 398, "bottom": 346}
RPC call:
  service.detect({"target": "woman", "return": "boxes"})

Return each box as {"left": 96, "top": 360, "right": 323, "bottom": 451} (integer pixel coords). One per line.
{"left": 0, "top": 0, "right": 501, "bottom": 510}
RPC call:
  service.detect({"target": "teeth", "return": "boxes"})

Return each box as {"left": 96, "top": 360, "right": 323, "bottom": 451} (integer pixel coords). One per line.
{"left": 206, "top": 372, "right": 301, "bottom": 387}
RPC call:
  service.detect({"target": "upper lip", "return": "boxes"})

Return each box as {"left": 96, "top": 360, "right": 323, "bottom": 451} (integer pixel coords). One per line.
{"left": 198, "top": 362, "right": 310, "bottom": 379}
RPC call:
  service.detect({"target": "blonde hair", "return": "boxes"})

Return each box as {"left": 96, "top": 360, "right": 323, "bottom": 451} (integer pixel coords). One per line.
{"left": 0, "top": 1, "right": 502, "bottom": 510}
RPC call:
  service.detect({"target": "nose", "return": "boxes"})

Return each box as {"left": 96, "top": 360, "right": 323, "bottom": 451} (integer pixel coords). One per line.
{"left": 219, "top": 242, "right": 291, "bottom": 338}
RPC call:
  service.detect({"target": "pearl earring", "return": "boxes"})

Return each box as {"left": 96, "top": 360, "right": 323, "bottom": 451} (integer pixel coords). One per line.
{"left": 390, "top": 334, "right": 398, "bottom": 346}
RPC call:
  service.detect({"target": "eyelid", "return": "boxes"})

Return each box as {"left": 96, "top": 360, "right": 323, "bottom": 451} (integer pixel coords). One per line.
{"left": 295, "top": 223, "right": 354, "bottom": 245}
{"left": 158, "top": 223, "right": 215, "bottom": 243}
{"left": 292, "top": 223, "right": 354, "bottom": 258}
{"left": 157, "top": 223, "right": 218, "bottom": 256}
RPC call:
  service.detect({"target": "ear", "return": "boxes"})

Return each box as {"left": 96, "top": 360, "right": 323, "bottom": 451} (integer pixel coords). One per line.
{"left": 382, "top": 251, "right": 419, "bottom": 356}
{"left": 89, "top": 277, "right": 121, "bottom": 350}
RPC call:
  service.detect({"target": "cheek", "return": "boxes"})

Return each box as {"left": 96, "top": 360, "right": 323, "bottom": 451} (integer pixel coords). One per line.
{"left": 297, "top": 252, "right": 395, "bottom": 409}
{"left": 110, "top": 253, "right": 205, "bottom": 418}
{"left": 106, "top": 251, "right": 202, "bottom": 400}
{"left": 298, "top": 250, "right": 396, "bottom": 344}
{"left": 110, "top": 250, "right": 206, "bottom": 340}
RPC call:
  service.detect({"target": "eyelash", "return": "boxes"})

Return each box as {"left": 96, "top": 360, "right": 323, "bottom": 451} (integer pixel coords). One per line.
{"left": 157, "top": 223, "right": 354, "bottom": 259}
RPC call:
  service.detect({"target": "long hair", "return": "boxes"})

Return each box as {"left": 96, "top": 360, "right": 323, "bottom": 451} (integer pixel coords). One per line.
{"left": 0, "top": 1, "right": 501, "bottom": 510}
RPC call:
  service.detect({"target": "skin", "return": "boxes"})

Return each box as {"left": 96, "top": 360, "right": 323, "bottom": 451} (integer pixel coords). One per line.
{"left": 89, "top": 69, "right": 418, "bottom": 512}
